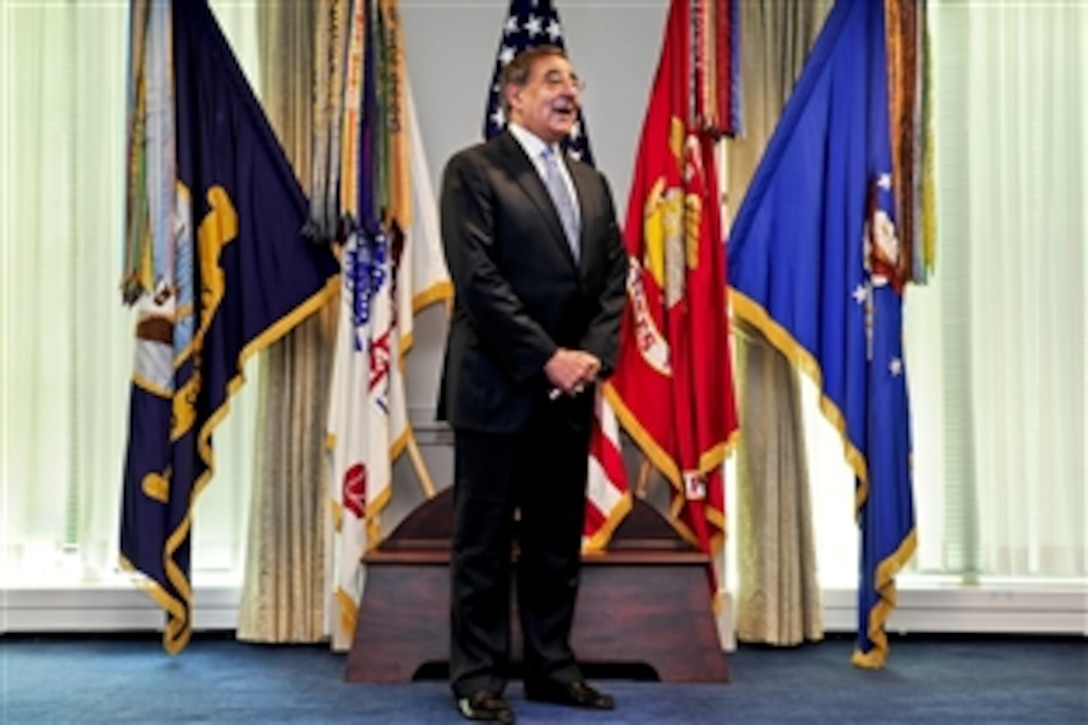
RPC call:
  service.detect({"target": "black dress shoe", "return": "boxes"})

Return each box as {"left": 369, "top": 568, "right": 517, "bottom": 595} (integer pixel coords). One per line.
{"left": 456, "top": 690, "right": 516, "bottom": 723}
{"left": 524, "top": 679, "right": 615, "bottom": 710}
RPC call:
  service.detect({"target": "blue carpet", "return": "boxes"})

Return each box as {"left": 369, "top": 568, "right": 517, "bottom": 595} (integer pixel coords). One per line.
{"left": 1, "top": 634, "right": 1084, "bottom": 723}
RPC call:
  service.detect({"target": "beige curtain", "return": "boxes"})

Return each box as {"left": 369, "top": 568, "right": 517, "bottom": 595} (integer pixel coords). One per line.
{"left": 727, "top": 0, "right": 832, "bottom": 646}
{"left": 236, "top": 3, "right": 337, "bottom": 643}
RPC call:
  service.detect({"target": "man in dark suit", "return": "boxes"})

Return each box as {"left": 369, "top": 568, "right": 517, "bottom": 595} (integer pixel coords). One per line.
{"left": 437, "top": 45, "right": 627, "bottom": 723}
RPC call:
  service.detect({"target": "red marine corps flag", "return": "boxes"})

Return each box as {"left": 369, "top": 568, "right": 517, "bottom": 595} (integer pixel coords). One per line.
{"left": 604, "top": 0, "right": 739, "bottom": 579}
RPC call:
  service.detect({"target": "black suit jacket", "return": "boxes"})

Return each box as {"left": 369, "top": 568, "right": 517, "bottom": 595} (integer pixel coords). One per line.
{"left": 437, "top": 130, "right": 627, "bottom": 434}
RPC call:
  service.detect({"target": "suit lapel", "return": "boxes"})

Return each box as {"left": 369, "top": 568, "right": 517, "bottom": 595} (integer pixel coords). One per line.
{"left": 498, "top": 132, "right": 579, "bottom": 267}
{"left": 567, "top": 159, "right": 594, "bottom": 271}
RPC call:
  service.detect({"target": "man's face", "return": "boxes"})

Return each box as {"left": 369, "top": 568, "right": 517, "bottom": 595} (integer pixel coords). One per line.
{"left": 507, "top": 54, "right": 582, "bottom": 145}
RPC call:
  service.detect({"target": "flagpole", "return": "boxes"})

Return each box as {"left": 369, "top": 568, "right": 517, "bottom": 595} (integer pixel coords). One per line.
{"left": 405, "top": 434, "right": 436, "bottom": 499}
{"left": 635, "top": 457, "right": 655, "bottom": 499}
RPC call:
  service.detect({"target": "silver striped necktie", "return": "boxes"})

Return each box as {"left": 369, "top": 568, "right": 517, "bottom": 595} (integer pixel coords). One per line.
{"left": 541, "top": 147, "right": 580, "bottom": 261}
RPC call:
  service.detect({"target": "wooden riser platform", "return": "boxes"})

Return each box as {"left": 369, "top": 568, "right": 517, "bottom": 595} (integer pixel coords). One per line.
{"left": 344, "top": 492, "right": 729, "bottom": 684}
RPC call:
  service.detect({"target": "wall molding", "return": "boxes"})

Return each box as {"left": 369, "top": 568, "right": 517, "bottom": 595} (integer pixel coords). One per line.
{"left": 820, "top": 586, "right": 1088, "bottom": 636}
{"left": 3, "top": 585, "right": 1084, "bottom": 638}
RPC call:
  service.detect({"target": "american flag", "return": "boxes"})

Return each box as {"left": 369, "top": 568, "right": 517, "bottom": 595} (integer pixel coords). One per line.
{"left": 483, "top": 0, "right": 629, "bottom": 551}
{"left": 483, "top": 0, "right": 594, "bottom": 165}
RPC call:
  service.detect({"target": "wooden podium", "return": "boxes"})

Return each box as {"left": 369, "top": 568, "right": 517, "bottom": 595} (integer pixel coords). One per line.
{"left": 344, "top": 488, "right": 729, "bottom": 683}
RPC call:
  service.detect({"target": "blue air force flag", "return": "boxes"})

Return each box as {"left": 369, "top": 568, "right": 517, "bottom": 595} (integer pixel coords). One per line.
{"left": 727, "top": 0, "right": 916, "bottom": 668}
{"left": 120, "top": 0, "right": 338, "bottom": 655}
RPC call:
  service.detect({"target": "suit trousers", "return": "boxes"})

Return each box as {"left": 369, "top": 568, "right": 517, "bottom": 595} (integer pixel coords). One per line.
{"left": 449, "top": 425, "right": 591, "bottom": 696}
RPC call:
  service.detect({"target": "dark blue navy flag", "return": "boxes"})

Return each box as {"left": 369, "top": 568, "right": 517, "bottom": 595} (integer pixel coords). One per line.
{"left": 484, "top": 0, "right": 594, "bottom": 165}
{"left": 727, "top": 0, "right": 916, "bottom": 668}
{"left": 119, "top": 0, "right": 338, "bottom": 654}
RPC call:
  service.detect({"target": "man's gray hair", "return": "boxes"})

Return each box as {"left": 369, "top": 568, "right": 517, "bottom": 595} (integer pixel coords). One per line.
{"left": 500, "top": 44, "right": 567, "bottom": 117}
